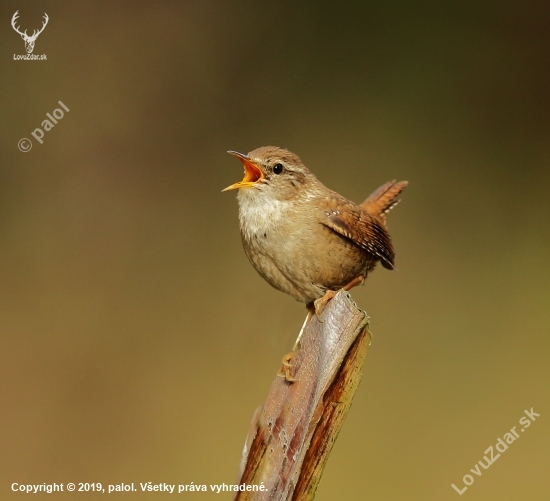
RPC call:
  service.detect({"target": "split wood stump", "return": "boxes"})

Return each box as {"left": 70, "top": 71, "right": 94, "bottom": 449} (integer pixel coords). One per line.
{"left": 235, "top": 290, "right": 372, "bottom": 500}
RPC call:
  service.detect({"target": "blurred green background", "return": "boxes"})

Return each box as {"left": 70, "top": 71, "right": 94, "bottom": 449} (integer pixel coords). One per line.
{"left": 1, "top": 1, "right": 549, "bottom": 499}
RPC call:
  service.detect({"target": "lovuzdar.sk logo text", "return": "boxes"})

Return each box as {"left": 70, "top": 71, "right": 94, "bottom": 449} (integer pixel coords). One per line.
{"left": 11, "top": 10, "right": 48, "bottom": 60}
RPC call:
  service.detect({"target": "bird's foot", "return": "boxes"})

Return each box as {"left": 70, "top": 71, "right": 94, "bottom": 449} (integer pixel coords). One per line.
{"left": 277, "top": 351, "right": 297, "bottom": 382}
{"left": 313, "top": 290, "right": 337, "bottom": 316}
{"left": 313, "top": 276, "right": 365, "bottom": 316}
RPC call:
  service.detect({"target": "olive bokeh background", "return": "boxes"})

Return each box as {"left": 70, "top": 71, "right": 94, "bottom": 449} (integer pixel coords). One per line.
{"left": 1, "top": 1, "right": 549, "bottom": 499}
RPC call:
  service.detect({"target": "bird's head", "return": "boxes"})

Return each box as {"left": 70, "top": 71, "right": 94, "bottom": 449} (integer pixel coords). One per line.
{"left": 222, "top": 146, "right": 316, "bottom": 202}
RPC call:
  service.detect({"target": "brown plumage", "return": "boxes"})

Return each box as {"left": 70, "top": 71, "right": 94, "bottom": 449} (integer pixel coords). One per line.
{"left": 361, "top": 179, "right": 409, "bottom": 224}
{"left": 223, "top": 146, "right": 407, "bottom": 305}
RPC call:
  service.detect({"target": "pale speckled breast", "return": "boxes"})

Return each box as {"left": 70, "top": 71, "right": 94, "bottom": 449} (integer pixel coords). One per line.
{"left": 237, "top": 190, "right": 376, "bottom": 303}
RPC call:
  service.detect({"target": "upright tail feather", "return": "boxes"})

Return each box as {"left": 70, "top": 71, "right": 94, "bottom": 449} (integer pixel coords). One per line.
{"left": 360, "top": 180, "right": 408, "bottom": 225}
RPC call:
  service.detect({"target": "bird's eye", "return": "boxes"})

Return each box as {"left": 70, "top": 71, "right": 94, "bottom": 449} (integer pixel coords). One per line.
{"left": 273, "top": 163, "right": 284, "bottom": 174}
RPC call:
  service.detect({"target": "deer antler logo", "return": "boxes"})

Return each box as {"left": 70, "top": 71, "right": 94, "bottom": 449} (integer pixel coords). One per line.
{"left": 11, "top": 11, "right": 49, "bottom": 54}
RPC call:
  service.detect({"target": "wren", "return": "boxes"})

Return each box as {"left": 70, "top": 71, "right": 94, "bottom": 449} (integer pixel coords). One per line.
{"left": 223, "top": 146, "right": 407, "bottom": 380}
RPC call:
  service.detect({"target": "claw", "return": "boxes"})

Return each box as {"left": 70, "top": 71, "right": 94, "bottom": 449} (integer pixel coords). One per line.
{"left": 277, "top": 352, "right": 297, "bottom": 382}
{"left": 313, "top": 290, "right": 337, "bottom": 316}
{"left": 313, "top": 276, "right": 365, "bottom": 316}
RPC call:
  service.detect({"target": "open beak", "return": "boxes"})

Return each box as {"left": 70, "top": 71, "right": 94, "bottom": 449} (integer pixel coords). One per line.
{"left": 222, "top": 151, "right": 265, "bottom": 191}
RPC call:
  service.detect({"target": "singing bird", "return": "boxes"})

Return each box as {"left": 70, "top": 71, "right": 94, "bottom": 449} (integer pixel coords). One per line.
{"left": 223, "top": 146, "right": 407, "bottom": 379}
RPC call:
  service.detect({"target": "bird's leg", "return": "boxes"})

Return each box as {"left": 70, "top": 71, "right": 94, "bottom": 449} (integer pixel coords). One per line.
{"left": 277, "top": 275, "right": 364, "bottom": 382}
{"left": 343, "top": 274, "right": 366, "bottom": 291}
{"left": 277, "top": 305, "right": 315, "bottom": 382}
{"left": 313, "top": 275, "right": 365, "bottom": 316}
